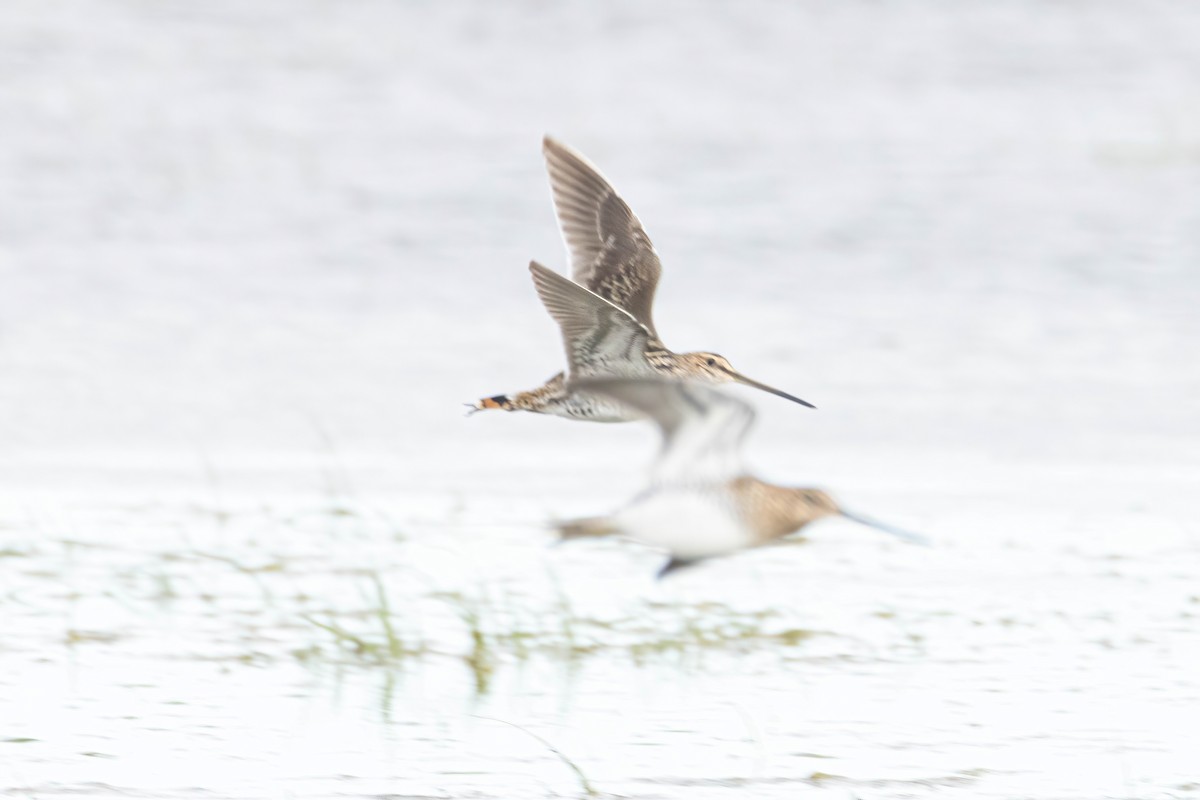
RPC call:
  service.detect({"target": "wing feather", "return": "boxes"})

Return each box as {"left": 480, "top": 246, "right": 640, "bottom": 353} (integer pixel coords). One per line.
{"left": 574, "top": 378, "right": 755, "bottom": 485}
{"left": 543, "top": 136, "right": 662, "bottom": 337}
{"left": 529, "top": 261, "right": 658, "bottom": 378}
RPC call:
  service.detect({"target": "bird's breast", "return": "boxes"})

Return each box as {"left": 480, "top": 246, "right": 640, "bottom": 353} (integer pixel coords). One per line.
{"left": 614, "top": 488, "right": 752, "bottom": 560}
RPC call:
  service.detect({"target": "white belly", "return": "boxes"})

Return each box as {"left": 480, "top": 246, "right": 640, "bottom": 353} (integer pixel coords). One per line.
{"left": 613, "top": 489, "right": 752, "bottom": 561}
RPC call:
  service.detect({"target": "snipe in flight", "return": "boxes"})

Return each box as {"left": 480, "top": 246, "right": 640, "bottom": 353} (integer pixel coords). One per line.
{"left": 471, "top": 136, "right": 813, "bottom": 422}
{"left": 556, "top": 378, "right": 926, "bottom": 577}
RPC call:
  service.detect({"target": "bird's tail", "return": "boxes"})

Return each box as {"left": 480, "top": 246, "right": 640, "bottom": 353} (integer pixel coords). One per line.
{"left": 467, "top": 394, "right": 516, "bottom": 414}
{"left": 556, "top": 515, "right": 619, "bottom": 542}
{"left": 468, "top": 374, "right": 567, "bottom": 416}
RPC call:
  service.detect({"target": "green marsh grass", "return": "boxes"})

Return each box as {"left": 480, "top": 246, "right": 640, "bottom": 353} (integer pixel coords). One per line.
{"left": 23, "top": 502, "right": 825, "bottom": 678}
{"left": 299, "top": 572, "right": 823, "bottom": 677}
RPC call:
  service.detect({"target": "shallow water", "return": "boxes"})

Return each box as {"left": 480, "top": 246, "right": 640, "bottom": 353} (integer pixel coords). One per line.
{"left": 4, "top": 481, "right": 1199, "bottom": 798}
{"left": 3, "top": 1, "right": 1200, "bottom": 798}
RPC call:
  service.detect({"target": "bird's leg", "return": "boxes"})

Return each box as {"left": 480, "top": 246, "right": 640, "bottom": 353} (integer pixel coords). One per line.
{"left": 656, "top": 557, "right": 702, "bottom": 580}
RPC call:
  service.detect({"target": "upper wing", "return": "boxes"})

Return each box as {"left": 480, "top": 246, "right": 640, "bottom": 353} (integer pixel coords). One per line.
{"left": 529, "top": 261, "right": 657, "bottom": 377}
{"left": 574, "top": 378, "right": 755, "bottom": 486}
{"left": 543, "top": 136, "right": 662, "bottom": 338}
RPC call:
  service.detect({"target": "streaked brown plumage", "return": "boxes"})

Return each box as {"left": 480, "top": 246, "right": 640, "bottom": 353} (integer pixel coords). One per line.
{"left": 471, "top": 137, "right": 813, "bottom": 422}
{"left": 560, "top": 479, "right": 840, "bottom": 544}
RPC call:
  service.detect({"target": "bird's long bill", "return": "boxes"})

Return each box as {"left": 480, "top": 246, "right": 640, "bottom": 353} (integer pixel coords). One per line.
{"left": 840, "top": 509, "right": 930, "bottom": 546}
{"left": 728, "top": 371, "right": 816, "bottom": 409}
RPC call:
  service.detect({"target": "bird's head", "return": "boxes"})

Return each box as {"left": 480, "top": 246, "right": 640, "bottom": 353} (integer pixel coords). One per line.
{"left": 792, "top": 488, "right": 841, "bottom": 519}
{"left": 676, "top": 351, "right": 815, "bottom": 409}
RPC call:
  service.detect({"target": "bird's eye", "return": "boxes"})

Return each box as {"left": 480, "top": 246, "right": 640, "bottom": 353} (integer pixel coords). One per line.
{"left": 706, "top": 358, "right": 717, "bottom": 367}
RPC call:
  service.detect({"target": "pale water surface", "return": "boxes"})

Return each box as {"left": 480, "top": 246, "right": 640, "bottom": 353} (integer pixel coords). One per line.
{"left": 2, "top": 1, "right": 1200, "bottom": 798}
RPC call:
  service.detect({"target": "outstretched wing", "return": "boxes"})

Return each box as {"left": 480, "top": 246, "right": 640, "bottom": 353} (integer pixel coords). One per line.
{"left": 543, "top": 136, "right": 662, "bottom": 338}
{"left": 574, "top": 378, "right": 755, "bottom": 486}
{"left": 529, "top": 261, "right": 658, "bottom": 377}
